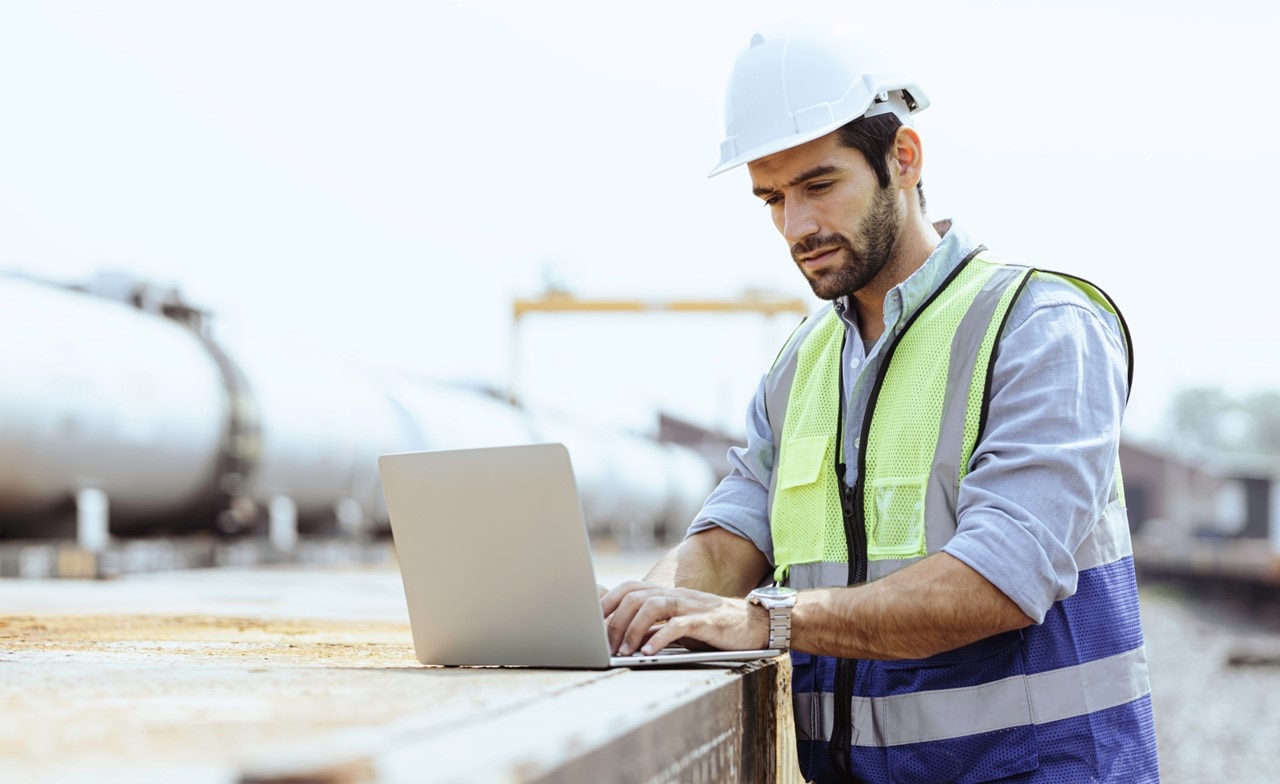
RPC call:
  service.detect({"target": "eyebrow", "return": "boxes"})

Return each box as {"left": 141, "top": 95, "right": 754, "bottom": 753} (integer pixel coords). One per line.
{"left": 752, "top": 164, "right": 842, "bottom": 197}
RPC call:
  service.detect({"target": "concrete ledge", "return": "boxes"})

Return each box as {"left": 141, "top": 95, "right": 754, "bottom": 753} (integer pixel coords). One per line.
{"left": 242, "top": 659, "right": 799, "bottom": 784}
{"left": 0, "top": 563, "right": 804, "bottom": 784}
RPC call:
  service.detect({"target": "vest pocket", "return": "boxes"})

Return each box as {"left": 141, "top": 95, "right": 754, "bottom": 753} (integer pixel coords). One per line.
{"left": 776, "top": 435, "right": 829, "bottom": 489}
{"left": 867, "top": 475, "right": 928, "bottom": 559}
{"left": 874, "top": 634, "right": 1039, "bottom": 784}
{"left": 774, "top": 435, "right": 836, "bottom": 567}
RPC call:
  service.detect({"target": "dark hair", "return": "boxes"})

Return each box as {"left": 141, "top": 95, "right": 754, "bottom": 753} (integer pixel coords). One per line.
{"left": 834, "top": 113, "right": 927, "bottom": 213}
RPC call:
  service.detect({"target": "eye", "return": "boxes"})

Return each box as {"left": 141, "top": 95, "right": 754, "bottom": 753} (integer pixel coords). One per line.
{"left": 762, "top": 194, "right": 782, "bottom": 207}
{"left": 807, "top": 181, "right": 833, "bottom": 194}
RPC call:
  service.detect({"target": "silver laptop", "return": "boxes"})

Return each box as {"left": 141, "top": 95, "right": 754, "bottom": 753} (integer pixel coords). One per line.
{"left": 378, "top": 443, "right": 779, "bottom": 668}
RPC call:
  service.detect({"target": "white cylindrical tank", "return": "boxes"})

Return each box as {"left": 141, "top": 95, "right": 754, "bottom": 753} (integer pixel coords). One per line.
{"left": 0, "top": 278, "right": 226, "bottom": 526}
{"left": 529, "top": 412, "right": 716, "bottom": 541}
{"left": 528, "top": 412, "right": 621, "bottom": 529}
{"left": 0, "top": 276, "right": 722, "bottom": 542}
{"left": 383, "top": 379, "right": 539, "bottom": 453}
{"left": 599, "top": 436, "right": 674, "bottom": 537}
{"left": 230, "top": 344, "right": 409, "bottom": 528}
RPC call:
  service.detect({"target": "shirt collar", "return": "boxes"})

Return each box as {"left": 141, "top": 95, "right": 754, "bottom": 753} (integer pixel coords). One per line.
{"left": 835, "top": 220, "right": 981, "bottom": 333}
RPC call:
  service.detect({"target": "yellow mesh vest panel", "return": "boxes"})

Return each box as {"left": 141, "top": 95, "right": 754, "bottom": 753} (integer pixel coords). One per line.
{"left": 770, "top": 309, "right": 847, "bottom": 567}
{"left": 864, "top": 259, "right": 1006, "bottom": 560}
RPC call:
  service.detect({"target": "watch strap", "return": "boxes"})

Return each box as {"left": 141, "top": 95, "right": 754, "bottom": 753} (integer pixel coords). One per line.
{"left": 764, "top": 604, "right": 792, "bottom": 649}
{"left": 749, "top": 588, "right": 795, "bottom": 650}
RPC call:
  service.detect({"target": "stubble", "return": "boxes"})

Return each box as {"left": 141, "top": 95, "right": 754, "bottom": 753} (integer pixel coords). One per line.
{"left": 791, "top": 185, "right": 901, "bottom": 301}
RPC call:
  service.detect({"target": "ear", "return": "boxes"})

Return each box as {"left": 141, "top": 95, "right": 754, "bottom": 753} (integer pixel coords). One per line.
{"left": 892, "top": 126, "right": 924, "bottom": 192}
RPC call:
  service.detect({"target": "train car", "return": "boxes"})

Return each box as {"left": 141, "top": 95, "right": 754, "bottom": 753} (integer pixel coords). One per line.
{"left": 1121, "top": 440, "right": 1280, "bottom": 587}
{"left": 0, "top": 273, "right": 716, "bottom": 547}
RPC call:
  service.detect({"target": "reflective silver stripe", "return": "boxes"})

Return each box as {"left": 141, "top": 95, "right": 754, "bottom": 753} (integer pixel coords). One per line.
{"left": 787, "top": 557, "right": 934, "bottom": 586}
{"left": 869, "top": 557, "right": 923, "bottom": 581}
{"left": 1029, "top": 645, "right": 1150, "bottom": 725}
{"left": 787, "top": 561, "right": 850, "bottom": 589}
{"left": 1073, "top": 498, "right": 1133, "bottom": 573}
{"left": 923, "top": 264, "right": 1030, "bottom": 554}
{"left": 793, "top": 646, "right": 1150, "bottom": 747}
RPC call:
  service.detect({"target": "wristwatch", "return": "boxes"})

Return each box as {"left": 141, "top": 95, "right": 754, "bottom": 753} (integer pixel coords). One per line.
{"left": 747, "top": 585, "right": 798, "bottom": 650}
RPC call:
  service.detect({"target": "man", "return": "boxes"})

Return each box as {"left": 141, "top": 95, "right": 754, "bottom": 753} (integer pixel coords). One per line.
{"left": 601, "top": 24, "right": 1159, "bottom": 784}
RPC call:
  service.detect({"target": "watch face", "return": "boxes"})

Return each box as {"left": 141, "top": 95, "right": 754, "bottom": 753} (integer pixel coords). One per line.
{"left": 755, "top": 586, "right": 797, "bottom": 600}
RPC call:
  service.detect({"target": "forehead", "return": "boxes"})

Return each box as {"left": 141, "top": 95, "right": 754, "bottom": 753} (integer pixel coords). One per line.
{"left": 747, "top": 131, "right": 862, "bottom": 189}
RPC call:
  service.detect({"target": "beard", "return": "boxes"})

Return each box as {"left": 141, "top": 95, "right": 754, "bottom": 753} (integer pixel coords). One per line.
{"left": 791, "top": 185, "right": 901, "bottom": 301}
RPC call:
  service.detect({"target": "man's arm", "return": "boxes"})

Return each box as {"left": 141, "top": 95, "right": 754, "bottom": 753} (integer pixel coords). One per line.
{"left": 791, "top": 552, "right": 1033, "bottom": 659}
{"left": 607, "top": 551, "right": 1030, "bottom": 658}
{"left": 641, "top": 526, "right": 771, "bottom": 594}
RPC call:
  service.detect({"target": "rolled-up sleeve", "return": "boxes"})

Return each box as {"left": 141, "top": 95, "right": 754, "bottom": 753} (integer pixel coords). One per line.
{"left": 686, "top": 375, "right": 777, "bottom": 564}
{"left": 942, "top": 276, "right": 1129, "bottom": 623}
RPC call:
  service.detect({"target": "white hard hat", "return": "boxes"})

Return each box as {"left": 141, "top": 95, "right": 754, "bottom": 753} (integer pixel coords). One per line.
{"left": 709, "top": 24, "right": 929, "bottom": 178}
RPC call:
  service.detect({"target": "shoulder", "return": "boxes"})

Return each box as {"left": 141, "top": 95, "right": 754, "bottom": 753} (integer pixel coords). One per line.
{"left": 1017, "top": 271, "right": 1110, "bottom": 310}
{"left": 985, "top": 265, "right": 1132, "bottom": 400}
{"left": 1003, "top": 268, "right": 1127, "bottom": 354}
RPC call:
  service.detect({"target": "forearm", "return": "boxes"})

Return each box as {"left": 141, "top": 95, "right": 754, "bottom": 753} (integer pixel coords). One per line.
{"left": 792, "top": 552, "right": 1033, "bottom": 660}
{"left": 645, "top": 527, "right": 770, "bottom": 597}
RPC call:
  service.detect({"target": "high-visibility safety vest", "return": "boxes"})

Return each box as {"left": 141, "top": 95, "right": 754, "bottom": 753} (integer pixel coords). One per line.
{"left": 764, "top": 251, "right": 1159, "bottom": 783}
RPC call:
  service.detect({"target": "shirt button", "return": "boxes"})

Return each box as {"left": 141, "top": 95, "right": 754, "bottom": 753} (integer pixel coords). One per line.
{"left": 853, "top": 437, "right": 862, "bottom": 449}
{"left": 849, "top": 357, "right": 861, "bottom": 369}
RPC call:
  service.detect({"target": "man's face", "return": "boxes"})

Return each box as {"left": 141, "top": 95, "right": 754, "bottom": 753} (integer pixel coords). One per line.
{"left": 747, "top": 132, "right": 901, "bottom": 301}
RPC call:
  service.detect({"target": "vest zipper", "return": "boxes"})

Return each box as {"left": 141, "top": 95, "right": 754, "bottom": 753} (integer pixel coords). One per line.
{"left": 830, "top": 481, "right": 867, "bottom": 781}
{"left": 828, "top": 327, "right": 867, "bottom": 782}
{"left": 826, "top": 249, "right": 984, "bottom": 781}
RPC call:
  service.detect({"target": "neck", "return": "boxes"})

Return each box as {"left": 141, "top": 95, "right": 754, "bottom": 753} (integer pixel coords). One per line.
{"left": 849, "top": 214, "right": 943, "bottom": 342}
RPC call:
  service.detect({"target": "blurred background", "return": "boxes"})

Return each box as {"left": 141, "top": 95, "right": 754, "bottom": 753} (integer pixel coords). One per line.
{"left": 1, "top": 0, "right": 1278, "bottom": 779}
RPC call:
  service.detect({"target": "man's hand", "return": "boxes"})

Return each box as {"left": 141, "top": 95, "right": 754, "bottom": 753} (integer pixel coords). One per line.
{"left": 600, "top": 581, "right": 770, "bottom": 656}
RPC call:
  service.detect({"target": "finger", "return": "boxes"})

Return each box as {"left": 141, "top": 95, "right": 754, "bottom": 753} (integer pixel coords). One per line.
{"left": 605, "top": 588, "right": 661, "bottom": 653}
{"left": 630, "top": 622, "right": 670, "bottom": 655}
{"left": 641, "top": 615, "right": 695, "bottom": 655}
{"left": 600, "top": 580, "right": 654, "bottom": 618}
{"left": 597, "top": 584, "right": 608, "bottom": 600}
{"left": 619, "top": 594, "right": 679, "bottom": 656}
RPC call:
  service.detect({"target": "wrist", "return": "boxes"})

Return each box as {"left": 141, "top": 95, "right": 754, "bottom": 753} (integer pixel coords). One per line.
{"left": 747, "top": 601, "right": 771, "bottom": 649}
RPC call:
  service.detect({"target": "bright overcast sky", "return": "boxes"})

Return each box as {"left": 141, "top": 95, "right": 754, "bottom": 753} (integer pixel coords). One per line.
{"left": 2, "top": 0, "right": 1277, "bottom": 438}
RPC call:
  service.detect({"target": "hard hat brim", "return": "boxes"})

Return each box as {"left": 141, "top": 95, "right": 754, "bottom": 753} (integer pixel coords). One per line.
{"left": 708, "top": 83, "right": 930, "bottom": 178}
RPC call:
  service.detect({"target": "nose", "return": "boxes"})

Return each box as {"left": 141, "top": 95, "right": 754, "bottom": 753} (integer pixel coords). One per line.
{"left": 781, "top": 199, "right": 820, "bottom": 246}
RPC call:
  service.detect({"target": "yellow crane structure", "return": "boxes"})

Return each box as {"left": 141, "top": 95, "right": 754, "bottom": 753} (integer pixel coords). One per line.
{"left": 513, "top": 290, "right": 812, "bottom": 319}
{"left": 509, "top": 288, "right": 812, "bottom": 404}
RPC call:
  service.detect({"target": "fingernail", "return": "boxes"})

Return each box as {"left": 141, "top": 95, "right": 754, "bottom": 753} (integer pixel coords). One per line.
{"left": 618, "top": 645, "right": 629, "bottom": 656}
{"left": 641, "top": 645, "right": 653, "bottom": 655}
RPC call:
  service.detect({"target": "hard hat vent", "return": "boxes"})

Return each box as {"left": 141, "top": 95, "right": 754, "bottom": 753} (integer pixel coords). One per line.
{"left": 750, "top": 33, "right": 766, "bottom": 47}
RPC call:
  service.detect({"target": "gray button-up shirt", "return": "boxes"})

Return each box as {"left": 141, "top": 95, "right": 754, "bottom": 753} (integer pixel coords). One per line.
{"left": 688, "top": 224, "right": 1129, "bottom": 623}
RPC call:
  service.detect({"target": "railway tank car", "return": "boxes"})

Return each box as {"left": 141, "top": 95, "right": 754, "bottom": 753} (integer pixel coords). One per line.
{"left": 0, "top": 273, "right": 716, "bottom": 543}
{"left": 1121, "top": 440, "right": 1280, "bottom": 588}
